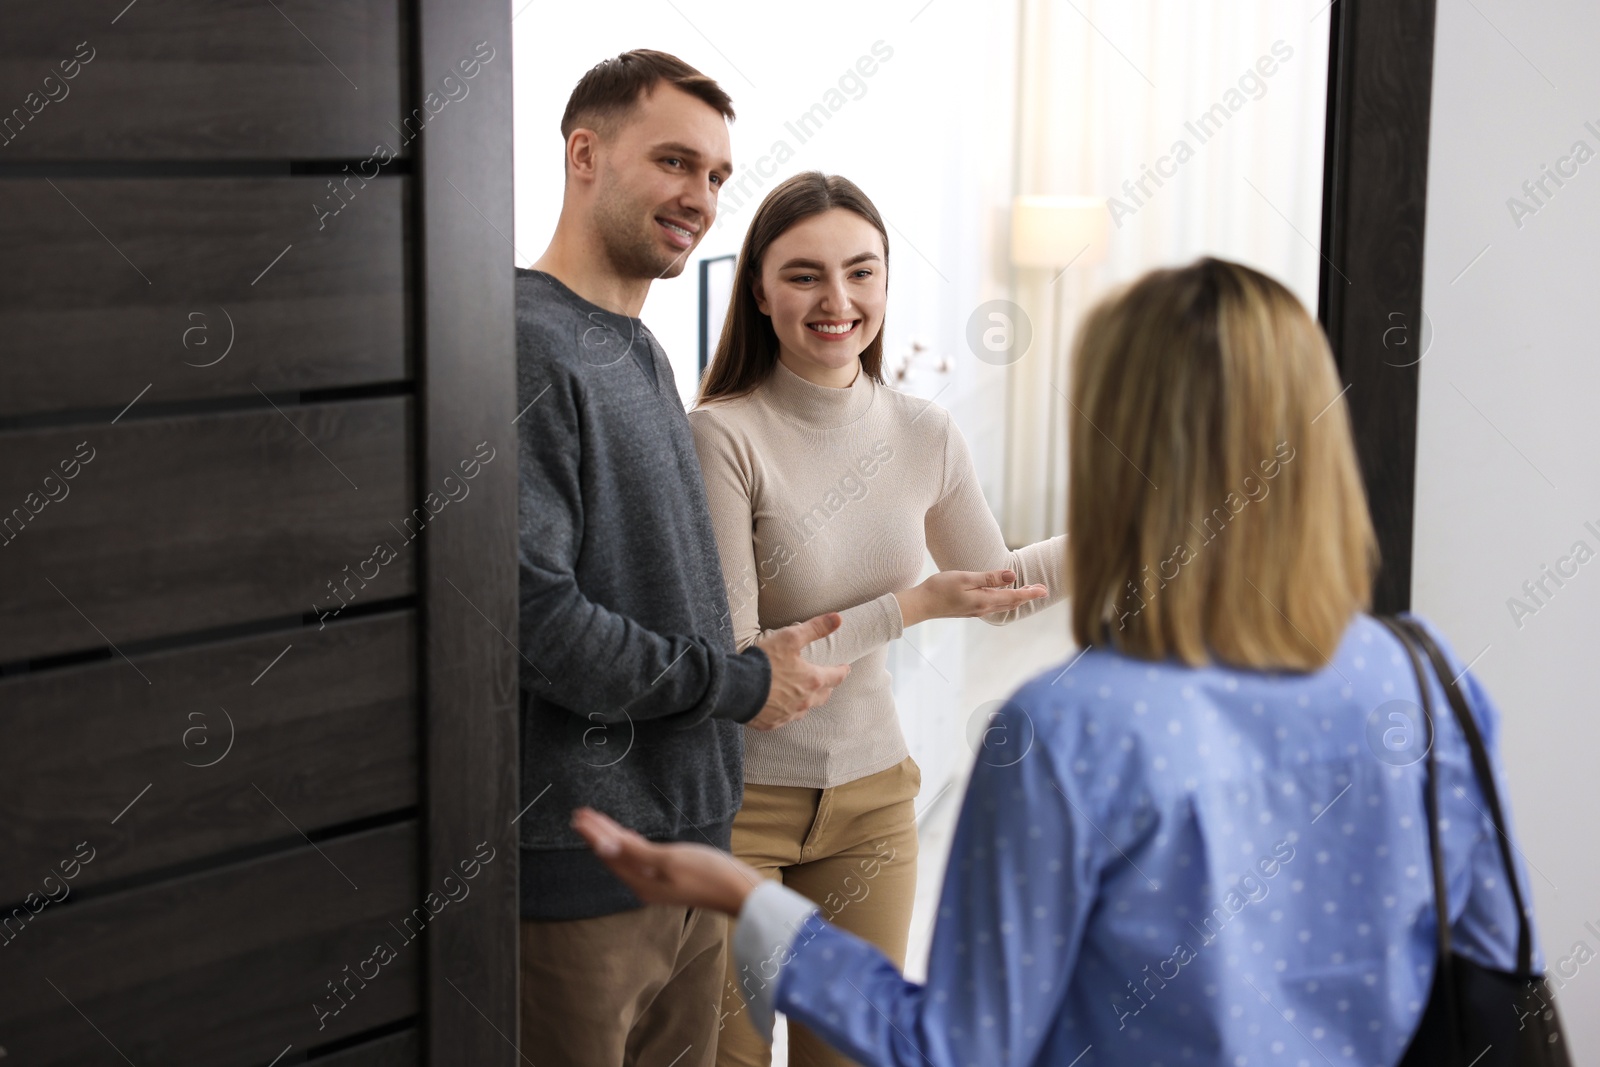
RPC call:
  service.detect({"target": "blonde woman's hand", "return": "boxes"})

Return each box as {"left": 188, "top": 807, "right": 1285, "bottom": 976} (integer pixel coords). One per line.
{"left": 572, "top": 807, "right": 759, "bottom": 916}
{"left": 894, "top": 569, "right": 1047, "bottom": 627}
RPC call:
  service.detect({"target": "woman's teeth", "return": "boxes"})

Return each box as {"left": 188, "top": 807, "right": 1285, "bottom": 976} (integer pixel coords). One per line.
{"left": 808, "top": 322, "right": 856, "bottom": 334}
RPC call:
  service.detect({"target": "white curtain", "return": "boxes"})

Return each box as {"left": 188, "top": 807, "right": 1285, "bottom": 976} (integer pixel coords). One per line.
{"left": 1001, "top": 0, "right": 1332, "bottom": 544}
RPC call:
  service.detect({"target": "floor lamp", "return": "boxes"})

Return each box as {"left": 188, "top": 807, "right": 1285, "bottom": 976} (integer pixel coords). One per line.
{"left": 1004, "top": 195, "right": 1109, "bottom": 545}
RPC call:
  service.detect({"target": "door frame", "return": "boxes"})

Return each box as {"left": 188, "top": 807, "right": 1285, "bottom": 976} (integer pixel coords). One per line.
{"left": 1318, "top": 0, "right": 1440, "bottom": 614}
{"left": 414, "top": 1, "right": 519, "bottom": 1062}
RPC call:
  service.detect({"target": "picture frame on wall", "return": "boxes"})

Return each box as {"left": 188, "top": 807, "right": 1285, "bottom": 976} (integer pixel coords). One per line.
{"left": 699, "top": 253, "right": 738, "bottom": 376}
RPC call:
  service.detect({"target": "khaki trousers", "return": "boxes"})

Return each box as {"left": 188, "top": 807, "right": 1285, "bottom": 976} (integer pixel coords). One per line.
{"left": 521, "top": 902, "right": 728, "bottom": 1067}
{"left": 716, "top": 755, "right": 922, "bottom": 1067}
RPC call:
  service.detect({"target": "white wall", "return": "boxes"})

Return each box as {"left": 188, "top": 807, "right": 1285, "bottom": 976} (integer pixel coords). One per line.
{"left": 1415, "top": 0, "right": 1600, "bottom": 1059}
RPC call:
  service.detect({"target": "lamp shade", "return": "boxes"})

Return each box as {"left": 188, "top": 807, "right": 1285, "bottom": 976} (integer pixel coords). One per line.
{"left": 1010, "top": 195, "right": 1109, "bottom": 269}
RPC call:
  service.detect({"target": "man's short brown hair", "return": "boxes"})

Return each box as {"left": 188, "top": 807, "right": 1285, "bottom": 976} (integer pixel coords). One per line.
{"left": 560, "top": 49, "right": 734, "bottom": 140}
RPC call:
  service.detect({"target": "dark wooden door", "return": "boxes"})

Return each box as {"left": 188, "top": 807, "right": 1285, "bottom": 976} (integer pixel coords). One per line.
{"left": 0, "top": 2, "right": 518, "bottom": 1063}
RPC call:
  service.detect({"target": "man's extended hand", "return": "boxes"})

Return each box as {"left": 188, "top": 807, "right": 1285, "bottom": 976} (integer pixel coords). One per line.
{"left": 749, "top": 612, "right": 851, "bottom": 731}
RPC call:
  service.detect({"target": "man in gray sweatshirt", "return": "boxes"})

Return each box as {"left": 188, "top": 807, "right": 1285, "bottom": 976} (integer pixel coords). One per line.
{"left": 516, "top": 50, "right": 850, "bottom": 1066}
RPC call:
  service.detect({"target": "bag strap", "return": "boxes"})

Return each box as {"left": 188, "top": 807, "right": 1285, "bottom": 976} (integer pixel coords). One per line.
{"left": 1393, "top": 615, "right": 1536, "bottom": 977}
{"left": 1375, "top": 617, "right": 1454, "bottom": 970}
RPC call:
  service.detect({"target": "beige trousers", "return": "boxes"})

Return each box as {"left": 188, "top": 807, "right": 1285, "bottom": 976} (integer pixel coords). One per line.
{"left": 716, "top": 755, "right": 922, "bottom": 1067}
{"left": 521, "top": 901, "right": 728, "bottom": 1067}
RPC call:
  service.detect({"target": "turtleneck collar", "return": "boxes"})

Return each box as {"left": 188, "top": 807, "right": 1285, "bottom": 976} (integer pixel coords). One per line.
{"left": 760, "top": 356, "right": 876, "bottom": 430}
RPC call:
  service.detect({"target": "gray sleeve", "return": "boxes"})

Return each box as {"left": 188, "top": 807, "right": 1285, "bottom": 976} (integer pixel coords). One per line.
{"left": 516, "top": 365, "right": 769, "bottom": 726}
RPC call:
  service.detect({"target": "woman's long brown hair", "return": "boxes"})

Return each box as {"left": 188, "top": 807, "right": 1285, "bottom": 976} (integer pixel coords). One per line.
{"left": 696, "top": 171, "right": 891, "bottom": 405}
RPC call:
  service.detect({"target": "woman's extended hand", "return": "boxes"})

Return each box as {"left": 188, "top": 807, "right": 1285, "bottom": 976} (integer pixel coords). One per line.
{"left": 894, "top": 568, "right": 1048, "bottom": 627}
{"left": 572, "top": 807, "right": 762, "bottom": 916}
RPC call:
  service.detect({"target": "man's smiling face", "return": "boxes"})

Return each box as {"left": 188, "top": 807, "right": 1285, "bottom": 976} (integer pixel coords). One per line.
{"left": 587, "top": 82, "right": 733, "bottom": 282}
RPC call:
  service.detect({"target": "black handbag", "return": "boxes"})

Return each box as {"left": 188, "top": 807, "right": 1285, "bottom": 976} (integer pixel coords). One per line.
{"left": 1377, "top": 615, "right": 1572, "bottom": 1067}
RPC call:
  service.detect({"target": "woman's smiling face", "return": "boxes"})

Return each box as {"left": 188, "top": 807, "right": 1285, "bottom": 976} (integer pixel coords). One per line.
{"left": 753, "top": 208, "right": 887, "bottom": 385}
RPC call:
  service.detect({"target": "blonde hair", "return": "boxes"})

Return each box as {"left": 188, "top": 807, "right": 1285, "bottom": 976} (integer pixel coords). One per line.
{"left": 1067, "top": 257, "right": 1378, "bottom": 670}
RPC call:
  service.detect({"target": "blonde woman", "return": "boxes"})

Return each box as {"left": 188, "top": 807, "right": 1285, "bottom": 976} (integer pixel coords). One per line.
{"left": 686, "top": 171, "right": 1068, "bottom": 1067}
{"left": 577, "top": 256, "right": 1548, "bottom": 1067}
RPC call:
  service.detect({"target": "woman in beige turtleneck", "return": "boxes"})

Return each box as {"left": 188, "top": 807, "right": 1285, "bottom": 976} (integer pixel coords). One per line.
{"left": 689, "top": 172, "right": 1067, "bottom": 1067}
